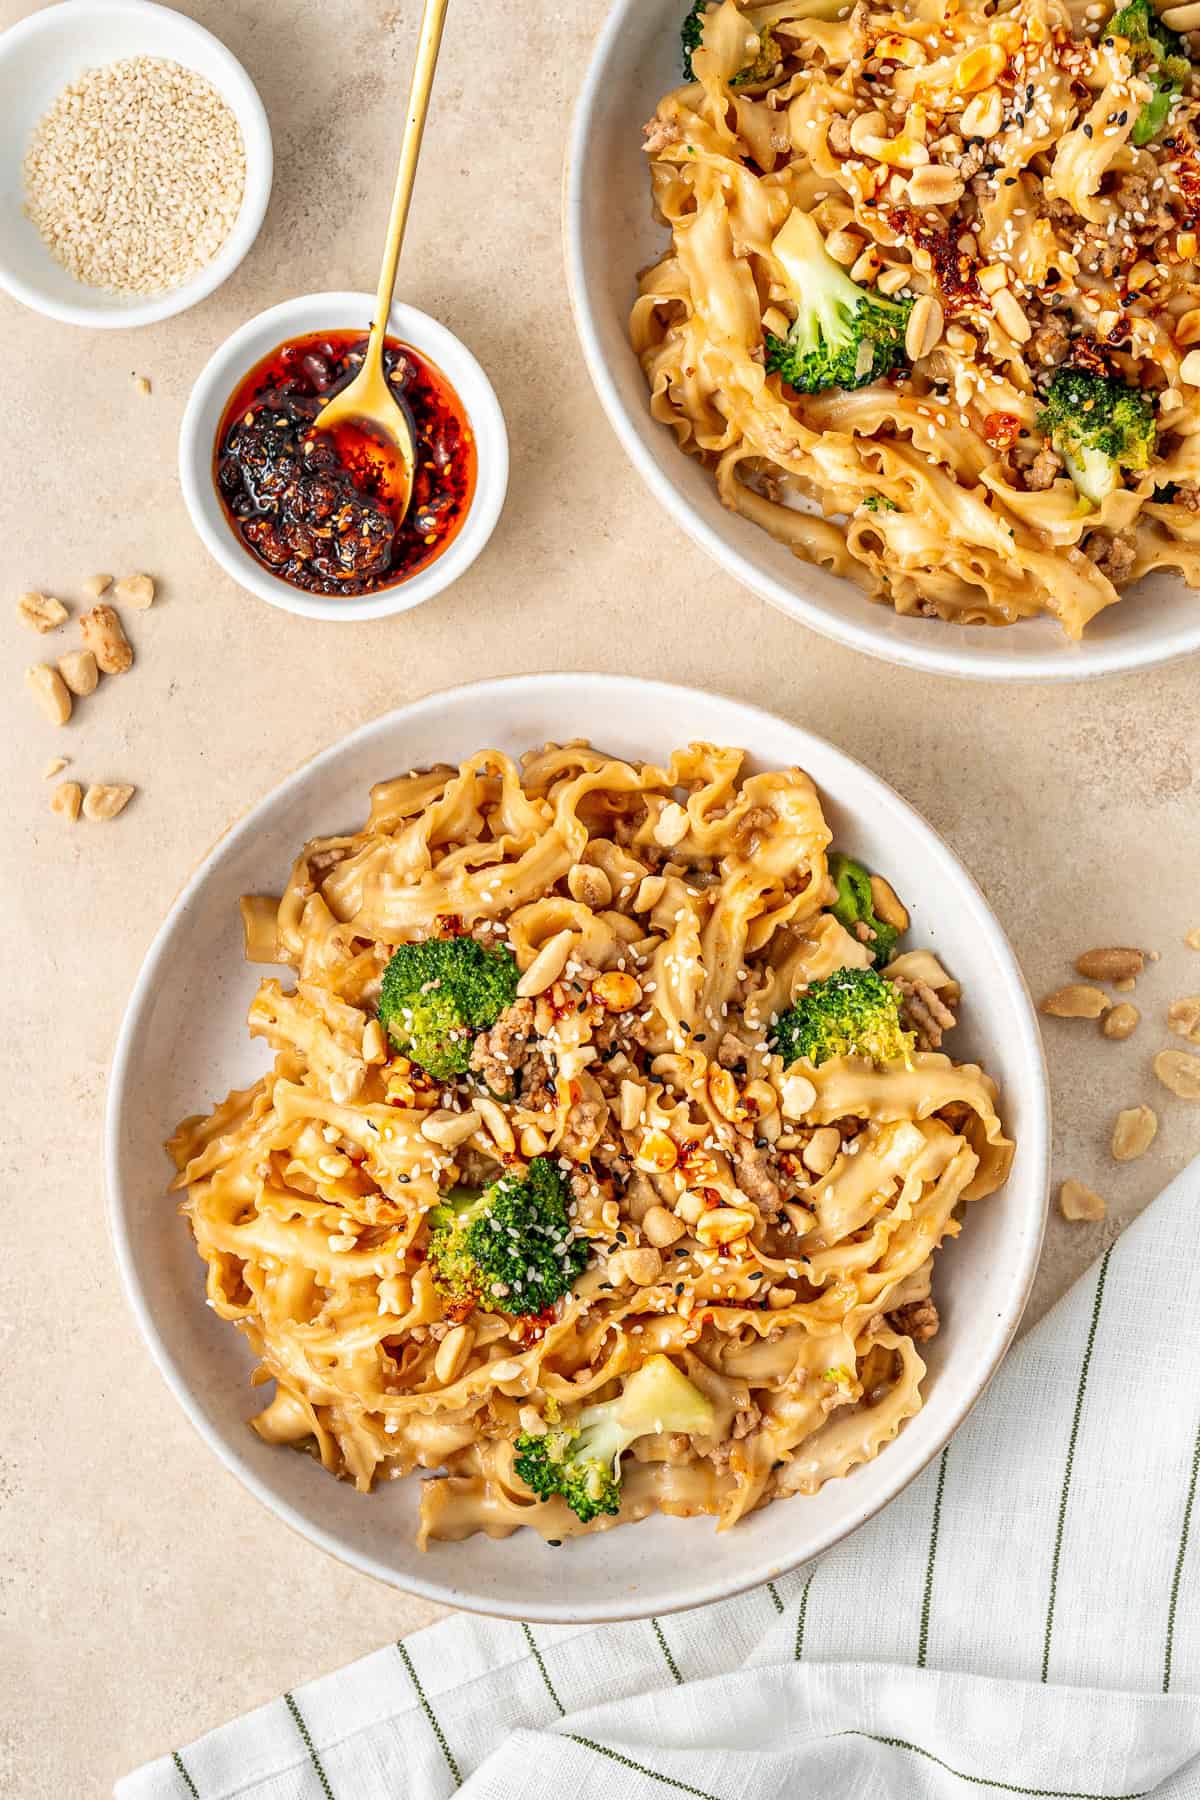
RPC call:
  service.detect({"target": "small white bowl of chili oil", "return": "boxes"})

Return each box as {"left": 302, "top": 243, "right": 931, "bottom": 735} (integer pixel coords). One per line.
{"left": 179, "top": 292, "right": 508, "bottom": 621}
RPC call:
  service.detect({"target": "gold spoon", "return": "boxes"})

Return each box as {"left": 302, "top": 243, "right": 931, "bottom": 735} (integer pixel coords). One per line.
{"left": 314, "top": 0, "right": 451, "bottom": 523}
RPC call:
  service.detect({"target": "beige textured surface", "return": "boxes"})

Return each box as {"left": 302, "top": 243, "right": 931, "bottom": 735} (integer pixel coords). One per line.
{"left": 2, "top": 0, "right": 1199, "bottom": 1792}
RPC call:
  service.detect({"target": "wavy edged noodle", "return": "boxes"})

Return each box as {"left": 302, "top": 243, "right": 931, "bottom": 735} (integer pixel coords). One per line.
{"left": 170, "top": 740, "right": 1013, "bottom": 1546}
{"left": 632, "top": 0, "right": 1200, "bottom": 637}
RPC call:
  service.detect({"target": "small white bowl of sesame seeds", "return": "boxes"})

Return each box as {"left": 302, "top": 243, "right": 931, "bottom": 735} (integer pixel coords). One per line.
{"left": 0, "top": 0, "right": 272, "bottom": 329}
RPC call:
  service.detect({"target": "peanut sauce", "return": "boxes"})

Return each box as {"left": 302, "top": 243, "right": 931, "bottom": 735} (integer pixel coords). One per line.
{"left": 214, "top": 330, "right": 477, "bottom": 597}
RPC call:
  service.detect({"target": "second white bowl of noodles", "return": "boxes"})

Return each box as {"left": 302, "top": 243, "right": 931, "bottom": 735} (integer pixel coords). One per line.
{"left": 564, "top": 0, "right": 1200, "bottom": 683}
{"left": 107, "top": 675, "right": 1049, "bottom": 1620}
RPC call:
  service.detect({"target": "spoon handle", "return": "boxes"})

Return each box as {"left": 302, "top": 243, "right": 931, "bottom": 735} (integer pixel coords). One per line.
{"left": 369, "top": 0, "right": 451, "bottom": 350}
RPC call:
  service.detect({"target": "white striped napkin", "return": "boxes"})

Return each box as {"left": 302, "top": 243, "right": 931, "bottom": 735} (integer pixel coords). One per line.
{"left": 119, "top": 1159, "right": 1200, "bottom": 1800}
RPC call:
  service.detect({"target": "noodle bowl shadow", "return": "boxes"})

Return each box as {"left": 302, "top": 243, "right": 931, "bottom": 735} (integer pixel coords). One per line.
{"left": 564, "top": 0, "right": 1200, "bottom": 683}
{"left": 106, "top": 675, "right": 1049, "bottom": 1621}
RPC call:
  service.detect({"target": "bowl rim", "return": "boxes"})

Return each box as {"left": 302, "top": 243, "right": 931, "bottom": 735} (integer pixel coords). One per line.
{"left": 177, "top": 290, "right": 510, "bottom": 622}
{"left": 0, "top": 0, "right": 273, "bottom": 330}
{"left": 104, "top": 672, "right": 1051, "bottom": 1621}
{"left": 561, "top": 0, "right": 1200, "bottom": 685}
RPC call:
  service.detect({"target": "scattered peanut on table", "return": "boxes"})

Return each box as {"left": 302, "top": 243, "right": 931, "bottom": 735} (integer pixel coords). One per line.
{"left": 1153, "top": 1049, "right": 1200, "bottom": 1101}
{"left": 81, "top": 783, "right": 135, "bottom": 822}
{"left": 1040, "top": 983, "right": 1111, "bottom": 1018}
{"left": 1111, "top": 1104, "right": 1157, "bottom": 1163}
{"left": 1168, "top": 996, "right": 1200, "bottom": 1044}
{"left": 1101, "top": 1002, "right": 1139, "bottom": 1040}
{"left": 57, "top": 649, "right": 98, "bottom": 697}
{"left": 50, "top": 781, "right": 81, "bottom": 822}
{"left": 79, "top": 602, "right": 132, "bottom": 674}
{"left": 113, "top": 573, "right": 155, "bottom": 610}
{"left": 17, "top": 590, "right": 68, "bottom": 633}
{"left": 1059, "top": 1178, "right": 1105, "bottom": 1222}
{"left": 25, "top": 663, "right": 72, "bottom": 726}
{"left": 1075, "top": 947, "right": 1145, "bottom": 983}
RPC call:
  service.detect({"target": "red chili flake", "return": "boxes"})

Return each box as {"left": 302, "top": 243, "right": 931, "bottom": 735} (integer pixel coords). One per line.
{"left": 1066, "top": 337, "right": 1110, "bottom": 376}
{"left": 1165, "top": 132, "right": 1200, "bottom": 228}
{"left": 434, "top": 913, "right": 466, "bottom": 938}
{"left": 512, "top": 1307, "right": 556, "bottom": 1345}
{"left": 889, "top": 208, "right": 981, "bottom": 316}
{"left": 441, "top": 1293, "right": 477, "bottom": 1325}
{"left": 982, "top": 411, "right": 1023, "bottom": 451}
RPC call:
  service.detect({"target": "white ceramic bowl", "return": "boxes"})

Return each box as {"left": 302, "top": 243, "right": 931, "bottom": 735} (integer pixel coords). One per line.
{"left": 107, "top": 675, "right": 1049, "bottom": 1620}
{"left": 0, "top": 0, "right": 272, "bottom": 329}
{"left": 564, "top": 0, "right": 1200, "bottom": 683}
{"left": 179, "top": 292, "right": 509, "bottom": 621}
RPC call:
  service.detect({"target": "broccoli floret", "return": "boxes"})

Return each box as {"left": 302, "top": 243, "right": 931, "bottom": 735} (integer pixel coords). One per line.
{"left": 681, "top": 0, "right": 710, "bottom": 77}
{"left": 863, "top": 492, "right": 898, "bottom": 512}
{"left": 764, "top": 209, "right": 913, "bottom": 394}
{"left": 770, "top": 965, "right": 914, "bottom": 1069}
{"left": 513, "top": 1355, "right": 715, "bottom": 1523}
{"left": 827, "top": 852, "right": 902, "bottom": 965}
{"left": 1038, "top": 367, "right": 1157, "bottom": 507}
{"left": 1111, "top": 0, "right": 1190, "bottom": 145}
{"left": 426, "top": 1158, "right": 588, "bottom": 1318}
{"left": 377, "top": 936, "right": 518, "bottom": 1081}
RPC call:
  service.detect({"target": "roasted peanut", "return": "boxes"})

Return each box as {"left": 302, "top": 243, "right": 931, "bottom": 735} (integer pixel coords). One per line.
{"left": 1075, "top": 947, "right": 1145, "bottom": 983}
{"left": 802, "top": 1126, "right": 842, "bottom": 1176}
{"left": 1154, "top": 1048, "right": 1200, "bottom": 1100}
{"left": 114, "top": 572, "right": 155, "bottom": 609}
{"left": 653, "top": 800, "right": 689, "bottom": 847}
{"left": 1167, "top": 996, "right": 1200, "bottom": 1044}
{"left": 81, "top": 574, "right": 112, "bottom": 599}
{"left": 17, "top": 590, "right": 68, "bottom": 632}
{"left": 81, "top": 783, "right": 135, "bottom": 821}
{"left": 611, "top": 1246, "right": 663, "bottom": 1286}
{"left": 476, "top": 1094, "right": 515, "bottom": 1154}
{"left": 695, "top": 1207, "right": 754, "bottom": 1247}
{"left": 1058, "top": 1178, "right": 1105, "bottom": 1222}
{"left": 80, "top": 602, "right": 132, "bottom": 674}
{"left": 634, "top": 1129, "right": 678, "bottom": 1173}
{"left": 1101, "top": 1002, "right": 1139, "bottom": 1040}
{"left": 707, "top": 1065, "right": 748, "bottom": 1122}
{"left": 592, "top": 971, "right": 642, "bottom": 1012}
{"left": 25, "top": 663, "right": 72, "bottom": 726}
{"left": 1040, "top": 984, "right": 1111, "bottom": 1019}
{"left": 434, "top": 1324, "right": 473, "bottom": 1384}
{"left": 1112, "top": 1104, "right": 1157, "bottom": 1162}
{"left": 633, "top": 874, "right": 667, "bottom": 913}
{"left": 516, "top": 930, "right": 573, "bottom": 997}
{"left": 567, "top": 863, "right": 612, "bottom": 909}
{"left": 641, "top": 1204, "right": 685, "bottom": 1248}
{"left": 57, "top": 648, "right": 99, "bottom": 697}
{"left": 619, "top": 1079, "right": 647, "bottom": 1132}
{"left": 779, "top": 1073, "right": 817, "bottom": 1119}
{"left": 50, "top": 781, "right": 82, "bottom": 822}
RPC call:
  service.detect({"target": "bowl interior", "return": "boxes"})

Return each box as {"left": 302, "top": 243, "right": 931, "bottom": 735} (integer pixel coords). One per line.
{"left": 0, "top": 0, "right": 270, "bottom": 326}
{"left": 178, "top": 292, "right": 509, "bottom": 622}
{"left": 108, "top": 675, "right": 1048, "bottom": 1621}
{"left": 565, "top": 0, "right": 1200, "bottom": 681}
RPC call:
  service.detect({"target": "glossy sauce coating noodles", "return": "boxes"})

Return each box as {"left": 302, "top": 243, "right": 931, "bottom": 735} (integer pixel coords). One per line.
{"left": 169, "top": 743, "right": 1012, "bottom": 1546}
{"left": 634, "top": 0, "right": 1200, "bottom": 635}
